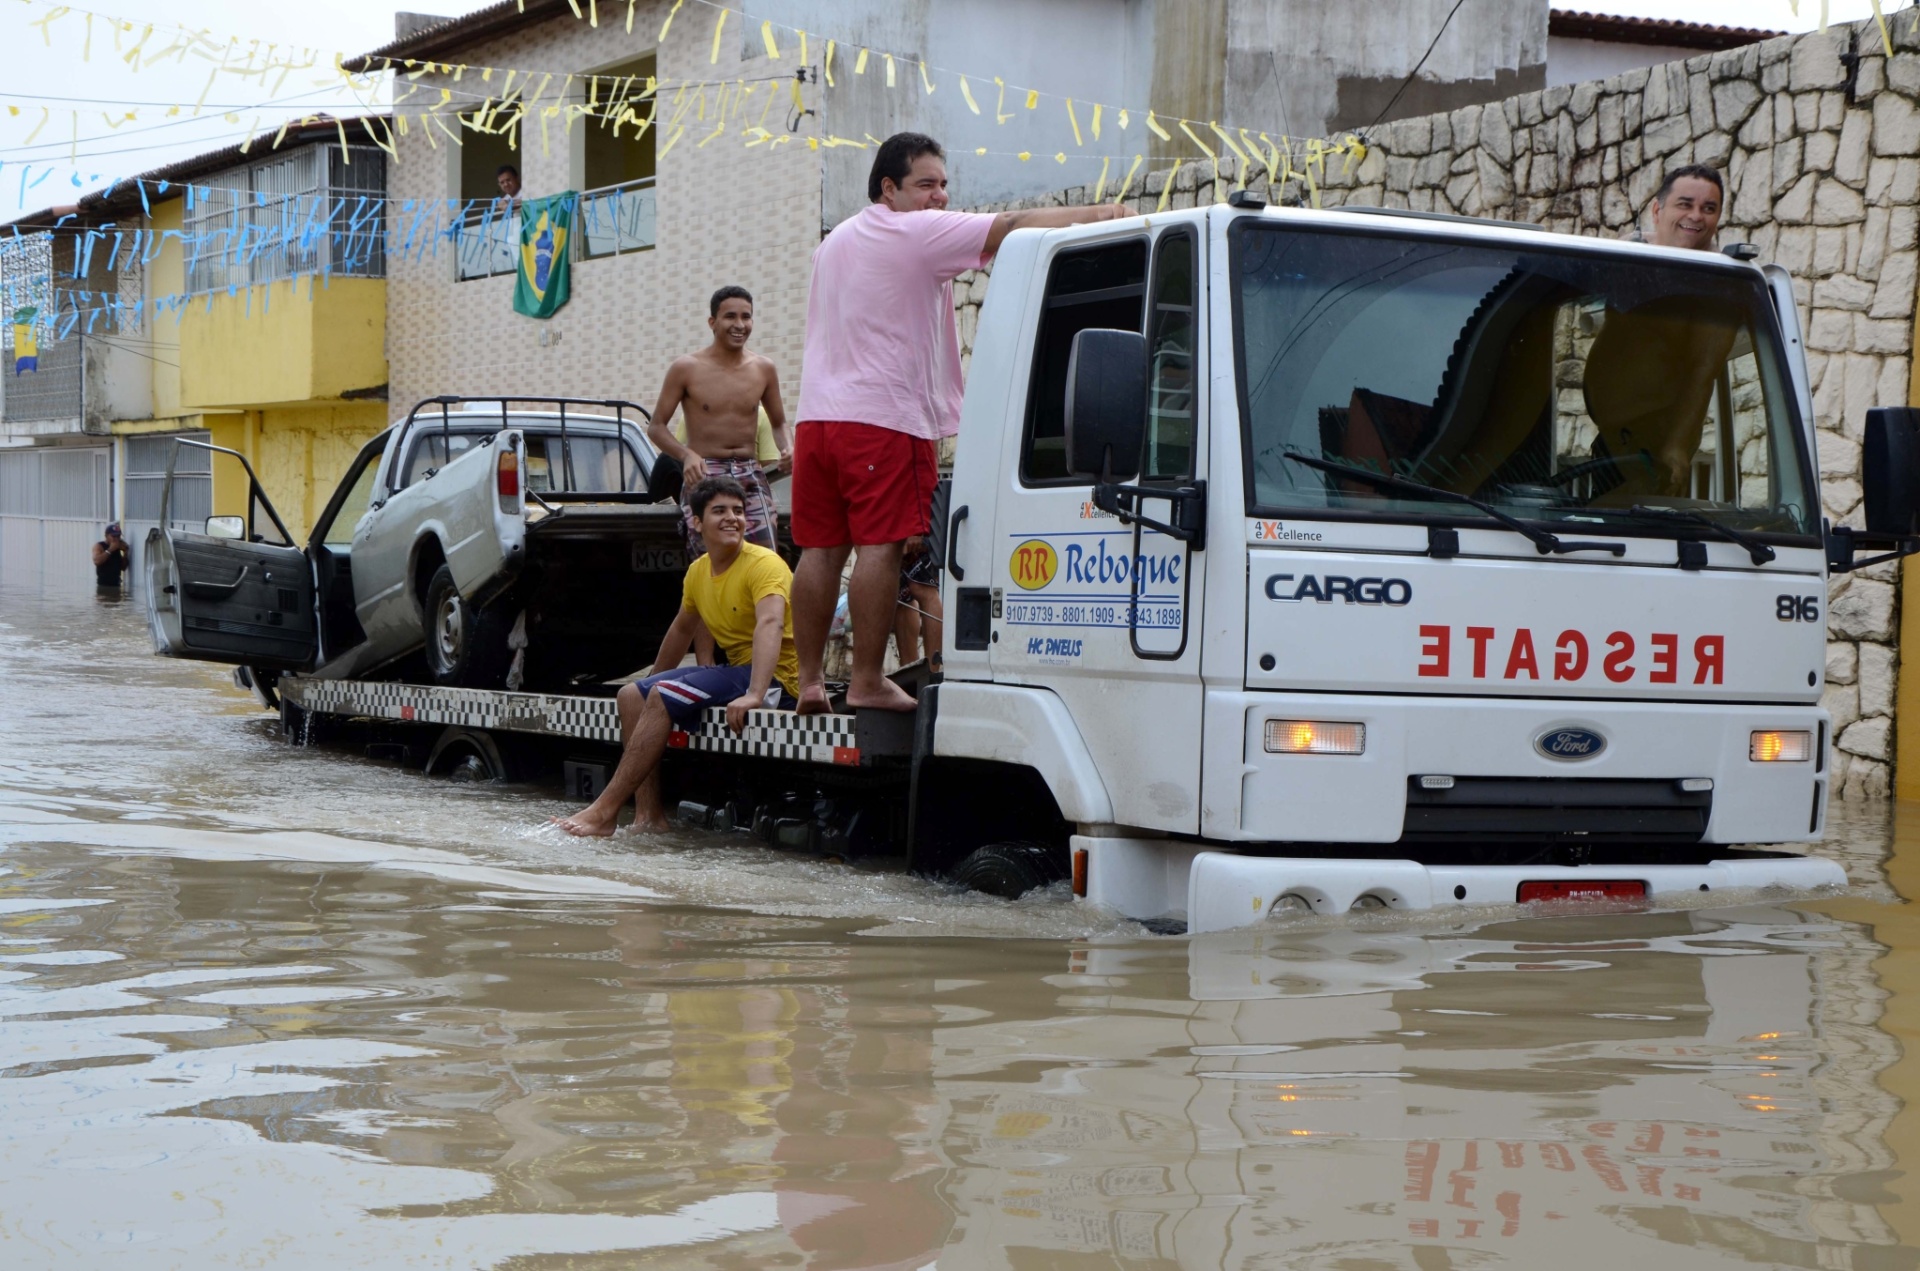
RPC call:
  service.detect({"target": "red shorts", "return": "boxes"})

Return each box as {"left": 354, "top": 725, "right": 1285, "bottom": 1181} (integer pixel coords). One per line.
{"left": 791, "top": 420, "right": 939, "bottom": 548}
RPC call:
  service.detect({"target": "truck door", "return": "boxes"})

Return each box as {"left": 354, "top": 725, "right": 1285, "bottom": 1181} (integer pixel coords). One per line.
{"left": 144, "top": 439, "right": 317, "bottom": 671}
{"left": 986, "top": 227, "right": 1208, "bottom": 833}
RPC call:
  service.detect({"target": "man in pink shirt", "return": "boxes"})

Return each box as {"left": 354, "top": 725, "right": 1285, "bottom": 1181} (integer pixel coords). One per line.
{"left": 792, "top": 132, "right": 1126, "bottom": 713}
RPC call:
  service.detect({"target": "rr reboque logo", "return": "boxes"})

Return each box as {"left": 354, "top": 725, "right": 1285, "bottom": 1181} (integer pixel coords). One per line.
{"left": 1010, "top": 539, "right": 1058, "bottom": 590}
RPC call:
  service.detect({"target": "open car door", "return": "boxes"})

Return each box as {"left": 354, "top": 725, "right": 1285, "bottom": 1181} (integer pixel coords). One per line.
{"left": 144, "top": 438, "right": 318, "bottom": 671}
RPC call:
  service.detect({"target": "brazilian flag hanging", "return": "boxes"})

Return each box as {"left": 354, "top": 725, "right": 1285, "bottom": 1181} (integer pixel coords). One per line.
{"left": 513, "top": 193, "right": 575, "bottom": 319}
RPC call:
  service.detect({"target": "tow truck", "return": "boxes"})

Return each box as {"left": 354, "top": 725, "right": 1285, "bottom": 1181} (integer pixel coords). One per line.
{"left": 147, "top": 197, "right": 1919, "bottom": 931}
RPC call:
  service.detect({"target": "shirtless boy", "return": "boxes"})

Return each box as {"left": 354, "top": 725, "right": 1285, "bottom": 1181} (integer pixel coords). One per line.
{"left": 648, "top": 285, "right": 792, "bottom": 556}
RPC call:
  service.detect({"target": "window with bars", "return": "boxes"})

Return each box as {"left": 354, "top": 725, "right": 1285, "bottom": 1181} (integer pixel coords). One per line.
{"left": 182, "top": 145, "right": 387, "bottom": 295}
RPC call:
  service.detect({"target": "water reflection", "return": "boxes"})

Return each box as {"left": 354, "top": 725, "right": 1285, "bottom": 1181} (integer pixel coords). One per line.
{"left": 3, "top": 586, "right": 1920, "bottom": 1268}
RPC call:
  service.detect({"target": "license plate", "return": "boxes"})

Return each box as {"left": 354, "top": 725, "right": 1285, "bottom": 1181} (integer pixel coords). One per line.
{"left": 1517, "top": 880, "right": 1648, "bottom": 904}
{"left": 632, "top": 545, "right": 687, "bottom": 573}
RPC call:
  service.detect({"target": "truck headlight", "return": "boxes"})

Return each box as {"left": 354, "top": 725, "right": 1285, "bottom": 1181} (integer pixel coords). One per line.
{"left": 1750, "top": 730, "right": 1812, "bottom": 762}
{"left": 1264, "top": 720, "right": 1365, "bottom": 755}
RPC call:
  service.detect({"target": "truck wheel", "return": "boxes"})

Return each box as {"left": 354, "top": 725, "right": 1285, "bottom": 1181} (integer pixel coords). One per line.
{"left": 423, "top": 565, "right": 512, "bottom": 687}
{"left": 426, "top": 726, "right": 511, "bottom": 782}
{"left": 949, "top": 841, "right": 1068, "bottom": 900}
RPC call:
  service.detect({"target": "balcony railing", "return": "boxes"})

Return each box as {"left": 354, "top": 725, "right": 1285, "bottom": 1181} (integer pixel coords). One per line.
{"left": 454, "top": 180, "right": 655, "bottom": 282}
{"left": 579, "top": 178, "right": 656, "bottom": 259}
{"left": 454, "top": 202, "right": 519, "bottom": 282}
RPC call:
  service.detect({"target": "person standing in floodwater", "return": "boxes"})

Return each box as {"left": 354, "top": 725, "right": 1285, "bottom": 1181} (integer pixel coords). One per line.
{"left": 91, "top": 522, "right": 128, "bottom": 590}
{"left": 787, "top": 131, "right": 1126, "bottom": 715}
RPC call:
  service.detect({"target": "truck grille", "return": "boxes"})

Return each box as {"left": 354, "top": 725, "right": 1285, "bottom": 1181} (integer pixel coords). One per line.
{"left": 1403, "top": 777, "right": 1711, "bottom": 843}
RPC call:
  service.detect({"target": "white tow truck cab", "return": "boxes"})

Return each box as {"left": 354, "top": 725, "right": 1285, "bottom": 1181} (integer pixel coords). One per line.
{"left": 918, "top": 197, "right": 1920, "bottom": 927}
{"left": 144, "top": 202, "right": 1920, "bottom": 932}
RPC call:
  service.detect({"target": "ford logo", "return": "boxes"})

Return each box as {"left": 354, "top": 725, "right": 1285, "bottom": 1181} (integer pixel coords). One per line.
{"left": 1536, "top": 727, "right": 1606, "bottom": 761}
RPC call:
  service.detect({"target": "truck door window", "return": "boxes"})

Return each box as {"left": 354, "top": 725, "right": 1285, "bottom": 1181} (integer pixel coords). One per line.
{"left": 320, "top": 435, "right": 389, "bottom": 546}
{"left": 1143, "top": 231, "right": 1196, "bottom": 480}
{"left": 1020, "top": 239, "right": 1148, "bottom": 484}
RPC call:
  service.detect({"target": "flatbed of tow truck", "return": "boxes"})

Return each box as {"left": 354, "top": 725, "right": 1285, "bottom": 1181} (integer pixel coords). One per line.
{"left": 268, "top": 670, "right": 1846, "bottom": 934}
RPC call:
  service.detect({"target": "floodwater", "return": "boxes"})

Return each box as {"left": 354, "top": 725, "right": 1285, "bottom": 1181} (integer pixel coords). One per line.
{"left": 4, "top": 581, "right": 1920, "bottom": 1270}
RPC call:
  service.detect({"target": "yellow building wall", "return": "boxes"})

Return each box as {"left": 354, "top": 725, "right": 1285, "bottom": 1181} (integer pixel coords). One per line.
{"left": 189, "top": 404, "right": 385, "bottom": 541}
{"left": 110, "top": 190, "right": 389, "bottom": 543}
{"left": 147, "top": 200, "right": 184, "bottom": 419}
{"left": 177, "top": 276, "right": 386, "bottom": 410}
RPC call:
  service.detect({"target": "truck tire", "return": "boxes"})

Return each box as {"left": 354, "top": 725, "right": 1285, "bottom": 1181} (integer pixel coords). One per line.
{"left": 423, "top": 565, "right": 512, "bottom": 687}
{"left": 949, "top": 841, "right": 1069, "bottom": 900}
{"left": 425, "top": 726, "right": 511, "bottom": 782}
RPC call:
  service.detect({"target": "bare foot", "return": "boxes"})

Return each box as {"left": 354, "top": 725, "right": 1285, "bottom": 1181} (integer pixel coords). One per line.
{"left": 845, "top": 678, "right": 917, "bottom": 712}
{"left": 631, "top": 814, "right": 674, "bottom": 834}
{"left": 796, "top": 685, "right": 833, "bottom": 716}
{"left": 550, "top": 808, "right": 618, "bottom": 837}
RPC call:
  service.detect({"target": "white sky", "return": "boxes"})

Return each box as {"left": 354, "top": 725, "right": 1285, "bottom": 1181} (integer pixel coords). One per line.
{"left": 0, "top": 0, "right": 1905, "bottom": 218}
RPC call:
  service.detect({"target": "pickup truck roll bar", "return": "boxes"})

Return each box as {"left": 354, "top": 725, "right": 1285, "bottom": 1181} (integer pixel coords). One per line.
{"left": 403, "top": 395, "right": 656, "bottom": 498}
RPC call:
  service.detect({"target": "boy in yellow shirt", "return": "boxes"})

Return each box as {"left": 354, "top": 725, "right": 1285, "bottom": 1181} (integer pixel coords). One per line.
{"left": 553, "top": 476, "right": 800, "bottom": 836}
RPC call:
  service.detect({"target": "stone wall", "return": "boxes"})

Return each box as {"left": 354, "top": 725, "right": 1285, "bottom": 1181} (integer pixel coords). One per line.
{"left": 952, "top": 16, "right": 1919, "bottom": 799}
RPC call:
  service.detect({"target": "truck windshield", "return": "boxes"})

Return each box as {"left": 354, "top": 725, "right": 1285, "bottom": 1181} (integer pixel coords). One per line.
{"left": 1231, "top": 223, "right": 1817, "bottom": 539}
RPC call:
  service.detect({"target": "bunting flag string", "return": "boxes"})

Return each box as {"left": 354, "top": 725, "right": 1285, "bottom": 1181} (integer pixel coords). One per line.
{"left": 1, "top": 0, "right": 1370, "bottom": 205}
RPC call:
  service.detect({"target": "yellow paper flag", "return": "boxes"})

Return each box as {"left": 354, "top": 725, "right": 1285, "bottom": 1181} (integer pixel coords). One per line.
{"left": 1091, "top": 103, "right": 1102, "bottom": 140}
{"left": 824, "top": 39, "right": 835, "bottom": 85}
{"left": 1145, "top": 111, "right": 1170, "bottom": 141}
{"left": 1066, "top": 98, "right": 1083, "bottom": 146}
{"left": 709, "top": 7, "right": 727, "bottom": 64}
{"left": 855, "top": 47, "right": 868, "bottom": 74}
{"left": 920, "top": 59, "right": 935, "bottom": 94}
{"left": 1025, "top": 88, "right": 1039, "bottom": 110}
{"left": 885, "top": 53, "right": 895, "bottom": 87}
{"left": 960, "top": 76, "right": 981, "bottom": 114}
{"left": 761, "top": 20, "right": 779, "bottom": 59}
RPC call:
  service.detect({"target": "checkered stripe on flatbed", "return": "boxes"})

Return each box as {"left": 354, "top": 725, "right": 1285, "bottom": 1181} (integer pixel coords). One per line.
{"left": 674, "top": 709, "right": 860, "bottom": 766}
{"left": 280, "top": 678, "right": 861, "bottom": 764}
{"left": 284, "top": 678, "right": 624, "bottom": 744}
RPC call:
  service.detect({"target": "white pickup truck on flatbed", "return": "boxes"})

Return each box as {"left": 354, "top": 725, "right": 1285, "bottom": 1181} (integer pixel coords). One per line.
{"left": 149, "top": 199, "right": 1920, "bottom": 931}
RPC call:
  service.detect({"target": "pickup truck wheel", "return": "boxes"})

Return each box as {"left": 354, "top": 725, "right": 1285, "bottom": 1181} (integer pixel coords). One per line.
{"left": 423, "top": 565, "right": 512, "bottom": 687}
{"left": 949, "top": 841, "right": 1068, "bottom": 900}
{"left": 425, "top": 726, "right": 510, "bottom": 782}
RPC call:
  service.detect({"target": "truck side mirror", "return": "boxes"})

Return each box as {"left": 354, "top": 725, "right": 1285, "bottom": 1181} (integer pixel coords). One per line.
{"left": 646, "top": 453, "right": 684, "bottom": 504}
{"left": 205, "top": 515, "right": 246, "bottom": 540}
{"left": 1063, "top": 328, "right": 1148, "bottom": 481}
{"left": 1863, "top": 407, "right": 1920, "bottom": 536}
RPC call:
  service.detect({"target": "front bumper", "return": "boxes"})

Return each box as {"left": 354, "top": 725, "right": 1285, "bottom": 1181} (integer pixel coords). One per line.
{"left": 1207, "top": 691, "right": 1829, "bottom": 845}
{"left": 1076, "top": 836, "right": 1847, "bottom": 933}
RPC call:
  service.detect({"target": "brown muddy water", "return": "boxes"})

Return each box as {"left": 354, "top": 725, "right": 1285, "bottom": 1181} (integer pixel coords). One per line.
{"left": 3, "top": 581, "right": 1920, "bottom": 1270}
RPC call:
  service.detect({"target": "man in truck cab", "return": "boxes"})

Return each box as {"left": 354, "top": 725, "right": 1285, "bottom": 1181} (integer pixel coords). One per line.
{"left": 789, "top": 131, "right": 1127, "bottom": 714}
{"left": 1641, "top": 163, "right": 1722, "bottom": 251}
{"left": 646, "top": 285, "right": 792, "bottom": 557}
{"left": 551, "top": 477, "right": 802, "bottom": 837}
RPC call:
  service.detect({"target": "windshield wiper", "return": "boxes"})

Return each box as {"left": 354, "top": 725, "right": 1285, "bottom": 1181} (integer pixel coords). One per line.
{"left": 1626, "top": 504, "right": 1776, "bottom": 565}
{"left": 1282, "top": 452, "right": 1627, "bottom": 557}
